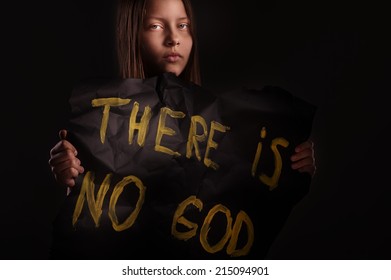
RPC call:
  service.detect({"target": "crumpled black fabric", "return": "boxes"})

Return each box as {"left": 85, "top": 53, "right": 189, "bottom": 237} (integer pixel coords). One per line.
{"left": 51, "top": 72, "right": 316, "bottom": 260}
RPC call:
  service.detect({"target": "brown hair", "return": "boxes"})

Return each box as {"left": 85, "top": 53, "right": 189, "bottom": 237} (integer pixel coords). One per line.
{"left": 116, "top": 0, "right": 201, "bottom": 85}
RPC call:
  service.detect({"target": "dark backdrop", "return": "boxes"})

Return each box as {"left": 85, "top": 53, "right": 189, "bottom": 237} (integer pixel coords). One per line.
{"left": 2, "top": 0, "right": 390, "bottom": 259}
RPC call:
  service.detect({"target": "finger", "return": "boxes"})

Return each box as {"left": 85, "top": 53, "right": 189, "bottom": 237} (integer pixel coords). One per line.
{"left": 291, "top": 148, "right": 313, "bottom": 162}
{"left": 51, "top": 154, "right": 84, "bottom": 174}
{"left": 49, "top": 149, "right": 79, "bottom": 167}
{"left": 291, "top": 157, "right": 314, "bottom": 170}
{"left": 50, "top": 140, "right": 78, "bottom": 157}
{"left": 56, "top": 175, "right": 76, "bottom": 188}
{"left": 52, "top": 158, "right": 84, "bottom": 174}
{"left": 298, "top": 165, "right": 316, "bottom": 177}
{"left": 59, "top": 129, "right": 67, "bottom": 140}
{"left": 64, "top": 179, "right": 76, "bottom": 188}
{"left": 295, "top": 140, "right": 314, "bottom": 153}
{"left": 54, "top": 167, "right": 81, "bottom": 186}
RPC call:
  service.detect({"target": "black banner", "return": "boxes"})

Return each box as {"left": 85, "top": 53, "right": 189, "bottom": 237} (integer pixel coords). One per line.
{"left": 51, "top": 73, "right": 316, "bottom": 259}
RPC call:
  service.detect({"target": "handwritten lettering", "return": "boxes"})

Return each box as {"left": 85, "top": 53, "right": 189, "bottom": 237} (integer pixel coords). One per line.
{"left": 172, "top": 196, "right": 254, "bottom": 257}
{"left": 73, "top": 171, "right": 146, "bottom": 232}
{"left": 251, "top": 126, "right": 289, "bottom": 190}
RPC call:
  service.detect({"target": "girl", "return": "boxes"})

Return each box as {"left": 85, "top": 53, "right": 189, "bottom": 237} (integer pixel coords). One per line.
{"left": 48, "top": 0, "right": 316, "bottom": 260}
{"left": 48, "top": 0, "right": 316, "bottom": 189}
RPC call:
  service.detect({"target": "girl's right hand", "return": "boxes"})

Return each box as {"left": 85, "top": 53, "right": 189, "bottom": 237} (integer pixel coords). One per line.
{"left": 48, "top": 129, "right": 84, "bottom": 188}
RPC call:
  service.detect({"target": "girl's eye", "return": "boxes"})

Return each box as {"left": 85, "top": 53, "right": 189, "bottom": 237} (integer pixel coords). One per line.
{"left": 150, "top": 24, "right": 163, "bottom": 30}
{"left": 178, "top": 23, "right": 189, "bottom": 30}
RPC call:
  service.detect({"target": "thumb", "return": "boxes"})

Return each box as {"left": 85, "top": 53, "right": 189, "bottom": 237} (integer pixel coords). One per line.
{"left": 59, "top": 129, "right": 68, "bottom": 140}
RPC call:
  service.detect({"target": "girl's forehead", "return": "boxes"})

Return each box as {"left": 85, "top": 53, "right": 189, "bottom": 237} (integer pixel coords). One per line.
{"left": 144, "top": 0, "right": 188, "bottom": 17}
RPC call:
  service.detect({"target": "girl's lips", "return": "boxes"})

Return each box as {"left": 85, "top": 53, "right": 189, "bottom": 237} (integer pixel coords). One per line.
{"left": 164, "top": 55, "right": 180, "bottom": 62}
{"left": 164, "top": 53, "right": 181, "bottom": 62}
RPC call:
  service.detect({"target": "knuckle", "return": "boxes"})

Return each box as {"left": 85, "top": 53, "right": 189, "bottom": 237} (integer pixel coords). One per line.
{"left": 72, "top": 158, "right": 80, "bottom": 166}
{"left": 70, "top": 168, "right": 79, "bottom": 177}
{"left": 65, "top": 149, "right": 75, "bottom": 158}
{"left": 65, "top": 179, "right": 75, "bottom": 188}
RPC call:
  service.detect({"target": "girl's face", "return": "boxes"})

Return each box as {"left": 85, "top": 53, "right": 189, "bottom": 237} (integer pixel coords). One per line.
{"left": 141, "top": 0, "right": 193, "bottom": 77}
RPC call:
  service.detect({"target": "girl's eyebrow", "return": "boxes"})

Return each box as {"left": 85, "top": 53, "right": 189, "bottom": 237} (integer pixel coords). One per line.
{"left": 144, "top": 16, "right": 189, "bottom": 21}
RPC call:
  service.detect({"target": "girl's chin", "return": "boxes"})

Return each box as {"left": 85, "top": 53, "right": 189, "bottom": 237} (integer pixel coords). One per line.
{"left": 162, "top": 66, "right": 183, "bottom": 77}
{"left": 145, "top": 67, "right": 182, "bottom": 78}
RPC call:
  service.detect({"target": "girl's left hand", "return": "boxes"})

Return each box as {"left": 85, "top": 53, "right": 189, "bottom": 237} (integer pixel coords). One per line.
{"left": 291, "top": 140, "right": 316, "bottom": 177}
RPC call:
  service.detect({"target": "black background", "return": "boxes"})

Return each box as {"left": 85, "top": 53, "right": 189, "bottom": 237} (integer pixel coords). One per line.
{"left": 2, "top": 0, "right": 390, "bottom": 259}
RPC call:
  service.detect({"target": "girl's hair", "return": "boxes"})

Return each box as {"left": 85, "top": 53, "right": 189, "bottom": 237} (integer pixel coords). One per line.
{"left": 116, "top": 0, "right": 201, "bottom": 85}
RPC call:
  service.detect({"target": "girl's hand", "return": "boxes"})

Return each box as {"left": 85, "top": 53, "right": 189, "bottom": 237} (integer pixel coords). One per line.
{"left": 48, "top": 130, "right": 84, "bottom": 188}
{"left": 291, "top": 140, "right": 316, "bottom": 177}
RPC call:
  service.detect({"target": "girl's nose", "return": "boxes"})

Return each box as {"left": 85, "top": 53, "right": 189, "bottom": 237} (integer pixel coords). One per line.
{"left": 165, "top": 30, "right": 180, "bottom": 47}
{"left": 166, "top": 37, "right": 180, "bottom": 47}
